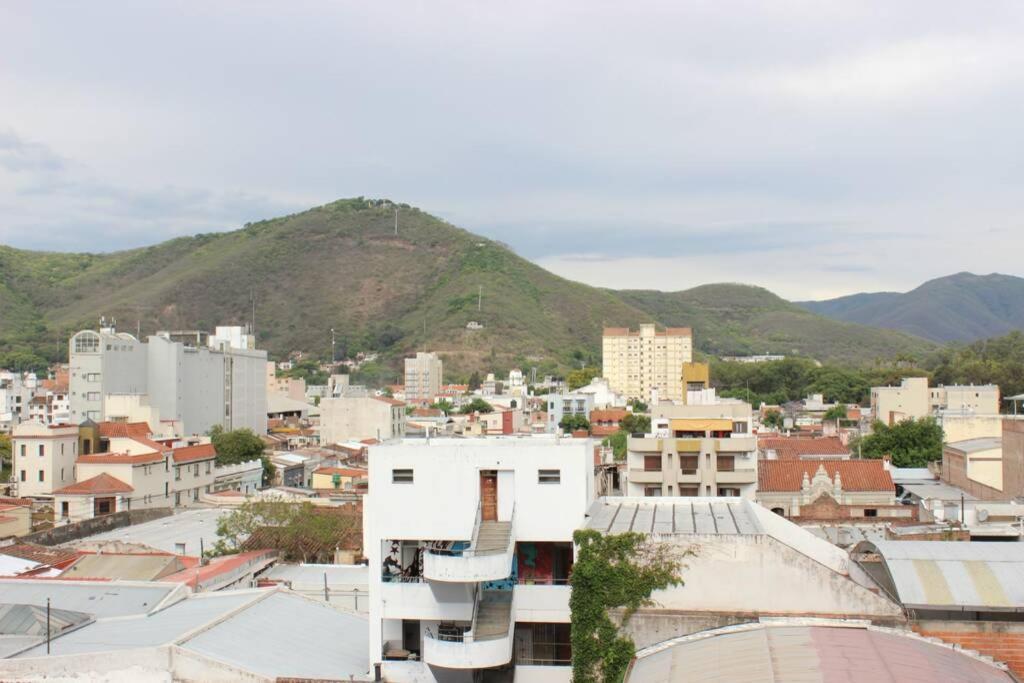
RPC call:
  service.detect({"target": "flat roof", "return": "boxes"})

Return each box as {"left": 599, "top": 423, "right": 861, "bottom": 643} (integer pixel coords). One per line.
{"left": 626, "top": 621, "right": 1013, "bottom": 682}
{"left": 946, "top": 437, "right": 1002, "bottom": 453}
{"left": 900, "top": 482, "right": 977, "bottom": 501}
{"left": 72, "top": 508, "right": 229, "bottom": 556}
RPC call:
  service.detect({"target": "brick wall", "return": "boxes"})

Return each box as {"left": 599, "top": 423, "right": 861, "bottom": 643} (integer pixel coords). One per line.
{"left": 914, "top": 621, "right": 1024, "bottom": 677}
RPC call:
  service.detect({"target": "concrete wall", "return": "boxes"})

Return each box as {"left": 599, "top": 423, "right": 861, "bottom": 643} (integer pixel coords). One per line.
{"left": 11, "top": 423, "right": 79, "bottom": 497}
{"left": 1003, "top": 419, "right": 1024, "bottom": 498}
{"left": 320, "top": 395, "right": 402, "bottom": 444}
{"left": 21, "top": 507, "right": 172, "bottom": 545}
{"left": 942, "top": 414, "right": 1003, "bottom": 442}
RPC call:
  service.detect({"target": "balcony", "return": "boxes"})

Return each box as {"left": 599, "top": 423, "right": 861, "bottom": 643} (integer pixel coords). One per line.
{"left": 423, "top": 503, "right": 515, "bottom": 583}
{"left": 675, "top": 439, "right": 702, "bottom": 453}
{"left": 717, "top": 436, "right": 756, "bottom": 452}
{"left": 715, "top": 468, "right": 757, "bottom": 484}
{"left": 423, "top": 589, "right": 514, "bottom": 669}
{"left": 627, "top": 469, "right": 664, "bottom": 485}
{"left": 628, "top": 437, "right": 662, "bottom": 452}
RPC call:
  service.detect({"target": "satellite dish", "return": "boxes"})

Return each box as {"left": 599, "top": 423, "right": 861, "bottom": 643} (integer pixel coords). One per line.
{"left": 977, "top": 508, "right": 990, "bottom": 522}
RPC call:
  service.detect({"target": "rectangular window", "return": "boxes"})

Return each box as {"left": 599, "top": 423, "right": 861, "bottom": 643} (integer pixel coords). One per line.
{"left": 864, "top": 509, "right": 878, "bottom": 518}
{"left": 716, "top": 456, "right": 735, "bottom": 472}
{"left": 392, "top": 468, "right": 414, "bottom": 483}
{"left": 680, "top": 455, "right": 698, "bottom": 474}
{"left": 175, "top": 467, "right": 181, "bottom": 481}
{"left": 19, "top": 470, "right": 26, "bottom": 482}
{"left": 644, "top": 485, "right": 662, "bottom": 497}
{"left": 643, "top": 455, "right": 662, "bottom": 472}
{"left": 206, "top": 461, "right": 212, "bottom": 474}
{"left": 38, "top": 470, "right": 44, "bottom": 482}
{"left": 193, "top": 463, "right": 199, "bottom": 476}
{"left": 538, "top": 469, "right": 561, "bottom": 484}
{"left": 38, "top": 445, "right": 44, "bottom": 456}
{"left": 20, "top": 445, "right": 25, "bottom": 457}
{"left": 732, "top": 421, "right": 748, "bottom": 434}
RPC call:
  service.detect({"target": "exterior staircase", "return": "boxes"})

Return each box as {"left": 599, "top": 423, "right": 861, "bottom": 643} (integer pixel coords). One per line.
{"left": 473, "top": 590, "right": 512, "bottom": 639}
{"left": 475, "top": 521, "right": 512, "bottom": 554}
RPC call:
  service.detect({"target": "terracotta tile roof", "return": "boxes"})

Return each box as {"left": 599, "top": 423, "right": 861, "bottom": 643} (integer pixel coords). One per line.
{"left": 0, "top": 543, "right": 80, "bottom": 567}
{"left": 373, "top": 396, "right": 406, "bottom": 407}
{"left": 52, "top": 473, "right": 134, "bottom": 495}
{"left": 757, "top": 460, "right": 894, "bottom": 493}
{"left": 360, "top": 438, "right": 380, "bottom": 445}
{"left": 0, "top": 497, "right": 32, "bottom": 508}
{"left": 77, "top": 451, "right": 164, "bottom": 465}
{"left": 603, "top": 327, "right": 630, "bottom": 335}
{"left": 759, "top": 436, "right": 850, "bottom": 460}
{"left": 591, "top": 409, "right": 628, "bottom": 423}
{"left": 314, "top": 467, "right": 367, "bottom": 478}
{"left": 97, "top": 421, "right": 152, "bottom": 438}
{"left": 172, "top": 443, "right": 216, "bottom": 464}
{"left": 412, "top": 407, "right": 443, "bottom": 417}
{"left": 603, "top": 326, "right": 692, "bottom": 337}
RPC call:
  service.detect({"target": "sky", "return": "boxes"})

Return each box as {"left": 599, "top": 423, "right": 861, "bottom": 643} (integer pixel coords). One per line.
{"left": 1, "top": 1, "right": 1023, "bottom": 301}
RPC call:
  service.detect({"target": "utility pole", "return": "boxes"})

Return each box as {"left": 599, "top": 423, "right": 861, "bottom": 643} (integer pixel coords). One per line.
{"left": 331, "top": 328, "right": 336, "bottom": 364}
{"left": 478, "top": 285, "right": 482, "bottom": 312}
{"left": 394, "top": 208, "right": 399, "bottom": 236}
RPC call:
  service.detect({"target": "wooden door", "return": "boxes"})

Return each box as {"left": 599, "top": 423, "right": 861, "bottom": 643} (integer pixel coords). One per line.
{"left": 480, "top": 471, "right": 498, "bottom": 521}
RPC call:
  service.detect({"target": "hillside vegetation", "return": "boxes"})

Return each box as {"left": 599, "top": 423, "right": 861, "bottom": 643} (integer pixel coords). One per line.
{"left": 800, "top": 272, "right": 1024, "bottom": 343}
{"left": 0, "top": 198, "right": 936, "bottom": 378}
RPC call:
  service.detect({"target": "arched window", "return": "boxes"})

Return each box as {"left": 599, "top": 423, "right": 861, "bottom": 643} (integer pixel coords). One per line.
{"left": 73, "top": 331, "right": 101, "bottom": 354}
{"left": 771, "top": 507, "right": 785, "bottom": 516}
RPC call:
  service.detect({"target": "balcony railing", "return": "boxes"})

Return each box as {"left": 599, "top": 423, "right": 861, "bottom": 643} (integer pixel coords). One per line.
{"left": 423, "top": 502, "right": 516, "bottom": 582}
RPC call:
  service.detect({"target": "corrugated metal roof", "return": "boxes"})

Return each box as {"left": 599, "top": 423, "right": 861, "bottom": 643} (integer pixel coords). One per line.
{"left": 0, "top": 579, "right": 184, "bottom": 618}
{"left": 627, "top": 622, "right": 1014, "bottom": 682}
{"left": 262, "top": 563, "right": 368, "bottom": 588}
{"left": 584, "top": 499, "right": 763, "bottom": 536}
{"left": 857, "top": 541, "right": 1024, "bottom": 611}
{"left": 79, "top": 508, "right": 229, "bottom": 556}
{"left": 900, "top": 482, "right": 977, "bottom": 501}
{"left": 61, "top": 553, "right": 185, "bottom": 581}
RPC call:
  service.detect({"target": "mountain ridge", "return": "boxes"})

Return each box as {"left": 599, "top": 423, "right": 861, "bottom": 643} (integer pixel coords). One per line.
{"left": 799, "top": 272, "right": 1024, "bottom": 343}
{"left": 0, "top": 198, "right": 936, "bottom": 377}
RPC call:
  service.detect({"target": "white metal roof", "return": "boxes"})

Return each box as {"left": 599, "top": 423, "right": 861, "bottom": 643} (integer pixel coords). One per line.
{"left": 856, "top": 540, "right": 1024, "bottom": 611}
{"left": 584, "top": 498, "right": 763, "bottom": 536}
{"left": 0, "top": 579, "right": 185, "bottom": 618}
{"left": 900, "top": 482, "right": 977, "bottom": 501}
{"left": 946, "top": 437, "right": 1002, "bottom": 453}
{"left": 73, "top": 508, "right": 229, "bottom": 556}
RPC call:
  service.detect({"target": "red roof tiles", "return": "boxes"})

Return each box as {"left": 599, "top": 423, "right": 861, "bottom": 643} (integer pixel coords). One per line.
{"left": 53, "top": 473, "right": 133, "bottom": 495}
{"left": 757, "top": 460, "right": 894, "bottom": 493}
{"left": 172, "top": 443, "right": 216, "bottom": 464}
{"left": 314, "top": 467, "right": 367, "bottom": 478}
{"left": 97, "top": 422, "right": 152, "bottom": 438}
{"left": 759, "top": 436, "right": 850, "bottom": 460}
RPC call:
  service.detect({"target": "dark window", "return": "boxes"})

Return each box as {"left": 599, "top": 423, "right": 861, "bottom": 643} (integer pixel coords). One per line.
{"left": 538, "top": 469, "right": 561, "bottom": 484}
{"left": 680, "top": 455, "right": 698, "bottom": 474}
{"left": 38, "top": 470, "right": 44, "bottom": 482}
{"left": 19, "top": 470, "right": 26, "bottom": 482}
{"left": 716, "top": 455, "right": 735, "bottom": 472}
{"left": 864, "top": 509, "right": 878, "bottom": 518}
{"left": 644, "top": 486, "right": 662, "bottom": 497}
{"left": 643, "top": 455, "right": 662, "bottom": 472}
{"left": 393, "top": 468, "right": 414, "bottom": 483}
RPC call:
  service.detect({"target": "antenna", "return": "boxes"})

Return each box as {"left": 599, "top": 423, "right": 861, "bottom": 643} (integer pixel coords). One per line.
{"left": 394, "top": 208, "right": 399, "bottom": 236}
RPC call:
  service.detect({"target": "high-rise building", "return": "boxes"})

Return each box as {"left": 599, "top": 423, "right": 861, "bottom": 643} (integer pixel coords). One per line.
{"left": 69, "top": 322, "right": 267, "bottom": 436}
{"left": 404, "top": 352, "right": 443, "bottom": 404}
{"left": 602, "top": 324, "right": 693, "bottom": 403}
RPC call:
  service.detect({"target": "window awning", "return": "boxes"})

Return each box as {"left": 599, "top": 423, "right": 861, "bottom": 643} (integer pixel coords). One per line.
{"left": 670, "top": 418, "right": 733, "bottom": 431}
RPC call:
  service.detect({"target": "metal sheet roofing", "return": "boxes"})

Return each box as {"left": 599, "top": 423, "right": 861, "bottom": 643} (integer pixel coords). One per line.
{"left": 946, "top": 437, "right": 1002, "bottom": 453}
{"left": 900, "top": 482, "right": 977, "bottom": 501}
{"left": 585, "top": 499, "right": 763, "bottom": 536}
{"left": 77, "top": 508, "right": 229, "bottom": 556}
{"left": 626, "top": 622, "right": 1014, "bottom": 682}
{"left": 0, "top": 579, "right": 183, "bottom": 618}
{"left": 856, "top": 540, "right": 1024, "bottom": 611}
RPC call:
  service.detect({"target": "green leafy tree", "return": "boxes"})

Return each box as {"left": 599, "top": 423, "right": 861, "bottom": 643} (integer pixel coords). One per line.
{"left": 627, "top": 398, "right": 648, "bottom": 413}
{"left": 823, "top": 405, "right": 848, "bottom": 421}
{"left": 468, "top": 371, "right": 482, "bottom": 391}
{"left": 602, "top": 431, "right": 627, "bottom": 461}
{"left": 619, "top": 413, "right": 651, "bottom": 436}
{"left": 570, "top": 530, "right": 686, "bottom": 683}
{"left": 210, "top": 426, "right": 274, "bottom": 485}
{"left": 567, "top": 366, "right": 600, "bottom": 391}
{"left": 0, "top": 433, "right": 10, "bottom": 482}
{"left": 559, "top": 414, "right": 591, "bottom": 434}
{"left": 762, "top": 409, "right": 784, "bottom": 429}
{"left": 459, "top": 398, "right": 494, "bottom": 414}
{"left": 429, "top": 399, "right": 454, "bottom": 414}
{"left": 212, "top": 499, "right": 360, "bottom": 562}
{"left": 860, "top": 418, "right": 944, "bottom": 467}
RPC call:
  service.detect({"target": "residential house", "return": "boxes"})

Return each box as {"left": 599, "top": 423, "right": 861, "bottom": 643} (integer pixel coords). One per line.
{"left": 312, "top": 467, "right": 367, "bottom": 493}
{"left": 544, "top": 392, "right": 595, "bottom": 434}
{"left": 10, "top": 421, "right": 80, "bottom": 497}
{"left": 0, "top": 497, "right": 32, "bottom": 539}
{"left": 758, "top": 435, "right": 851, "bottom": 460}
{"left": 0, "top": 370, "right": 36, "bottom": 430}
{"left": 589, "top": 408, "right": 628, "bottom": 437}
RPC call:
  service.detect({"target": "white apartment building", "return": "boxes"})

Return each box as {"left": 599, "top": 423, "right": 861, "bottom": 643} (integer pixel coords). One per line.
{"left": 69, "top": 323, "right": 267, "bottom": 436}
{"left": 0, "top": 371, "right": 38, "bottom": 430}
{"left": 365, "top": 437, "right": 593, "bottom": 682}
{"left": 10, "top": 421, "right": 80, "bottom": 497}
{"left": 602, "top": 324, "right": 693, "bottom": 403}
{"left": 871, "top": 377, "right": 1000, "bottom": 425}
{"left": 625, "top": 398, "right": 757, "bottom": 498}
{"left": 319, "top": 387, "right": 406, "bottom": 445}
{"left": 404, "top": 352, "right": 443, "bottom": 404}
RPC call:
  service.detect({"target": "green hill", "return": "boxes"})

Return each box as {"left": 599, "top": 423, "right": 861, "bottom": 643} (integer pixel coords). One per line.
{"left": 799, "top": 272, "right": 1024, "bottom": 343}
{"left": 0, "top": 198, "right": 936, "bottom": 377}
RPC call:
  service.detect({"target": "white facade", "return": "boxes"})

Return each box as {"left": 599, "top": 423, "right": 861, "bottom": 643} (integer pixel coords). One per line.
{"left": 0, "top": 371, "right": 38, "bottom": 430}
{"left": 572, "top": 377, "right": 626, "bottom": 410}
{"left": 69, "top": 325, "right": 267, "bottom": 436}
{"left": 365, "top": 437, "right": 592, "bottom": 680}
{"left": 10, "top": 421, "right": 79, "bottom": 497}
{"left": 404, "top": 352, "right": 443, "bottom": 404}
{"left": 871, "top": 377, "right": 1000, "bottom": 426}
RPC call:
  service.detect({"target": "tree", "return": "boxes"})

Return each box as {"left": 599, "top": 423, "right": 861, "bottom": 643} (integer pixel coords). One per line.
{"left": 860, "top": 418, "right": 944, "bottom": 467}
{"left": 459, "top": 398, "right": 494, "bottom": 414}
{"left": 559, "top": 414, "right": 591, "bottom": 434}
{"left": 619, "top": 413, "right": 651, "bottom": 436}
{"left": 762, "top": 410, "right": 784, "bottom": 429}
{"left": 0, "top": 433, "right": 10, "bottom": 482}
{"left": 429, "top": 399, "right": 454, "bottom": 414}
{"left": 212, "top": 499, "right": 360, "bottom": 562}
{"left": 822, "top": 405, "right": 848, "bottom": 421}
{"left": 468, "top": 371, "right": 482, "bottom": 391}
{"left": 627, "top": 398, "right": 648, "bottom": 413}
{"left": 210, "top": 426, "right": 273, "bottom": 485}
{"left": 570, "top": 530, "right": 685, "bottom": 683}
{"left": 567, "top": 366, "right": 600, "bottom": 391}
{"left": 602, "top": 431, "right": 627, "bottom": 461}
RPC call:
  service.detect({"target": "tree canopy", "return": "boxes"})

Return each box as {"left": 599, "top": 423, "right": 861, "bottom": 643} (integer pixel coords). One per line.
{"left": 567, "top": 366, "right": 601, "bottom": 391}
{"left": 213, "top": 499, "right": 361, "bottom": 563}
{"left": 858, "top": 418, "right": 944, "bottom": 467}
{"left": 459, "top": 398, "right": 494, "bottom": 414}
{"left": 559, "top": 414, "right": 591, "bottom": 434}
{"left": 209, "top": 426, "right": 273, "bottom": 484}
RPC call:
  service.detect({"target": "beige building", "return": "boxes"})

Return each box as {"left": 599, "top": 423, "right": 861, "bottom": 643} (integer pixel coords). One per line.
{"left": 871, "top": 377, "right": 1000, "bottom": 425}
{"left": 603, "top": 325, "right": 692, "bottom": 403}
{"left": 403, "top": 352, "right": 443, "bottom": 404}
{"left": 943, "top": 437, "right": 1004, "bottom": 493}
{"left": 10, "top": 422, "right": 80, "bottom": 497}
{"left": 266, "top": 361, "right": 307, "bottom": 401}
{"left": 0, "top": 498, "right": 32, "bottom": 538}
{"left": 319, "top": 388, "right": 406, "bottom": 445}
{"left": 626, "top": 400, "right": 756, "bottom": 498}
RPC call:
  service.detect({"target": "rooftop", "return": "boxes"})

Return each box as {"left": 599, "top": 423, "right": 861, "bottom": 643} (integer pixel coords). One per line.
{"left": 946, "top": 437, "right": 1003, "bottom": 453}
{"left": 758, "top": 460, "right": 894, "bottom": 493}
{"left": 758, "top": 436, "right": 850, "bottom": 459}
{"left": 626, "top": 621, "right": 1013, "bottom": 683}
{"left": 585, "top": 498, "right": 763, "bottom": 536}
{"left": 0, "top": 579, "right": 185, "bottom": 618}
{"left": 52, "top": 473, "right": 133, "bottom": 496}
{"left": 72, "top": 508, "right": 229, "bottom": 556}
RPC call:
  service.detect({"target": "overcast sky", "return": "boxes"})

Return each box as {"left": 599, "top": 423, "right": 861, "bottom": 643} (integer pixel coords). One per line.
{"left": 2, "top": 2, "right": 1023, "bottom": 300}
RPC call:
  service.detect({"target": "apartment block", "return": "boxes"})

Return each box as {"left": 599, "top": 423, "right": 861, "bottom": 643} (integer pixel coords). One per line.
{"left": 544, "top": 392, "right": 595, "bottom": 434}
{"left": 403, "top": 352, "right": 443, "bottom": 404}
{"left": 602, "top": 324, "right": 692, "bottom": 403}
{"left": 69, "top": 323, "right": 267, "bottom": 436}
{"left": 319, "top": 387, "right": 407, "bottom": 445}
{"left": 625, "top": 400, "right": 756, "bottom": 498}
{"left": 871, "top": 377, "right": 1000, "bottom": 425}
{"left": 10, "top": 422, "right": 80, "bottom": 497}
{"left": 365, "top": 437, "right": 593, "bottom": 681}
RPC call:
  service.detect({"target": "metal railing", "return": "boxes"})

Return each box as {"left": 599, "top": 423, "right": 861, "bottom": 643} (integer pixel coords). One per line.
{"left": 425, "top": 500, "right": 516, "bottom": 558}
